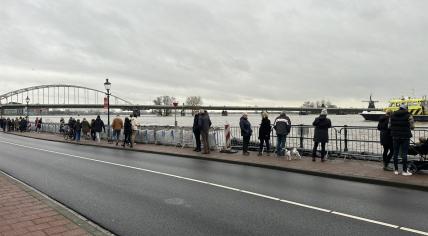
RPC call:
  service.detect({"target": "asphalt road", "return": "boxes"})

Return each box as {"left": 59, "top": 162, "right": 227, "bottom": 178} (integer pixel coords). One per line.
{"left": 1, "top": 133, "right": 428, "bottom": 236}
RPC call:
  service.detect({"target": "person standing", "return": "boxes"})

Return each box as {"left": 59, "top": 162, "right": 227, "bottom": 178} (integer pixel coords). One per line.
{"left": 112, "top": 115, "right": 124, "bottom": 146}
{"left": 198, "top": 110, "right": 212, "bottom": 154}
{"left": 74, "top": 119, "right": 82, "bottom": 142}
{"left": 390, "top": 104, "right": 415, "bottom": 176}
{"left": 130, "top": 114, "right": 140, "bottom": 148}
{"left": 273, "top": 112, "right": 291, "bottom": 157}
{"left": 192, "top": 111, "right": 201, "bottom": 152}
{"left": 93, "top": 115, "right": 105, "bottom": 142}
{"left": 258, "top": 112, "right": 271, "bottom": 156}
{"left": 122, "top": 117, "right": 132, "bottom": 147}
{"left": 377, "top": 111, "right": 393, "bottom": 171}
{"left": 81, "top": 118, "right": 90, "bottom": 139}
{"left": 312, "top": 109, "right": 332, "bottom": 162}
{"left": 240, "top": 113, "right": 252, "bottom": 156}
{"left": 90, "top": 119, "right": 96, "bottom": 141}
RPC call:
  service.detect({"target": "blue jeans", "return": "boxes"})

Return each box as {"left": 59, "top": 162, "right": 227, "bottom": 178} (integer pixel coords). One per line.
{"left": 113, "top": 130, "right": 121, "bottom": 142}
{"left": 392, "top": 138, "right": 410, "bottom": 172}
{"left": 75, "top": 130, "right": 81, "bottom": 141}
{"left": 276, "top": 134, "right": 287, "bottom": 155}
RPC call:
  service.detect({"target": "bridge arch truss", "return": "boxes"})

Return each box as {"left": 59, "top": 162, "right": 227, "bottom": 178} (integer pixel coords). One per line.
{"left": 0, "top": 85, "right": 133, "bottom": 105}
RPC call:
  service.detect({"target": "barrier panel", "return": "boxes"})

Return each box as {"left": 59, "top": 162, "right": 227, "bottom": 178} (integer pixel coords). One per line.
{"left": 36, "top": 123, "right": 428, "bottom": 161}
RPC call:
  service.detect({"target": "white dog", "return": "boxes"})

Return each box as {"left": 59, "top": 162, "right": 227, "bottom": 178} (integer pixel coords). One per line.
{"left": 286, "top": 148, "right": 302, "bottom": 161}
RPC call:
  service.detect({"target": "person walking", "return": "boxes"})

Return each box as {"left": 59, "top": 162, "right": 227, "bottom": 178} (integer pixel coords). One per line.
{"left": 74, "top": 119, "right": 82, "bottom": 142}
{"left": 377, "top": 111, "right": 393, "bottom": 171}
{"left": 81, "top": 118, "right": 90, "bottom": 139}
{"left": 192, "top": 111, "right": 201, "bottom": 152}
{"left": 93, "top": 115, "right": 105, "bottom": 143}
{"left": 122, "top": 117, "right": 132, "bottom": 147}
{"left": 112, "top": 115, "right": 124, "bottom": 146}
{"left": 258, "top": 112, "right": 271, "bottom": 156}
{"left": 130, "top": 114, "right": 140, "bottom": 148}
{"left": 390, "top": 104, "right": 415, "bottom": 176}
{"left": 273, "top": 112, "right": 291, "bottom": 157}
{"left": 312, "top": 109, "right": 332, "bottom": 162}
{"left": 240, "top": 113, "right": 252, "bottom": 156}
{"left": 198, "top": 110, "right": 212, "bottom": 154}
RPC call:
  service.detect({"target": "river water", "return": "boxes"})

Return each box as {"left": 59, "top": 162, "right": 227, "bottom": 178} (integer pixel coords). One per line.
{"left": 15, "top": 113, "right": 428, "bottom": 128}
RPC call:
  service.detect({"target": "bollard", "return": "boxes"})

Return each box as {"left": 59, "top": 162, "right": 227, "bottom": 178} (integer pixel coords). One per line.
{"left": 225, "top": 123, "right": 231, "bottom": 150}
{"left": 344, "top": 125, "right": 348, "bottom": 152}
{"left": 220, "top": 123, "right": 237, "bottom": 153}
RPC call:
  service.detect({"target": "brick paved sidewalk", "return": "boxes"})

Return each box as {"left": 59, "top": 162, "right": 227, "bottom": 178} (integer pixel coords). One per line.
{"left": 0, "top": 172, "right": 111, "bottom": 236}
{"left": 7, "top": 132, "right": 428, "bottom": 190}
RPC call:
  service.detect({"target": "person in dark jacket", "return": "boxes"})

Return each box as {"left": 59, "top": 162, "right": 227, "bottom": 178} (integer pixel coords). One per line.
{"left": 74, "top": 119, "right": 82, "bottom": 142}
{"left": 390, "top": 104, "right": 415, "bottom": 176}
{"left": 258, "top": 112, "right": 271, "bottom": 156}
{"left": 377, "top": 111, "right": 393, "bottom": 171}
{"left": 90, "top": 119, "right": 96, "bottom": 141}
{"left": 93, "top": 115, "right": 105, "bottom": 142}
{"left": 273, "top": 112, "right": 291, "bottom": 156}
{"left": 312, "top": 109, "right": 332, "bottom": 162}
{"left": 122, "top": 117, "right": 132, "bottom": 147}
{"left": 198, "top": 110, "right": 212, "bottom": 154}
{"left": 240, "top": 113, "right": 252, "bottom": 155}
{"left": 193, "top": 111, "right": 201, "bottom": 152}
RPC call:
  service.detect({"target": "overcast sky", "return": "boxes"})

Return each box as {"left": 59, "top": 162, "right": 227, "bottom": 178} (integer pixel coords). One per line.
{"left": 1, "top": 0, "right": 428, "bottom": 107}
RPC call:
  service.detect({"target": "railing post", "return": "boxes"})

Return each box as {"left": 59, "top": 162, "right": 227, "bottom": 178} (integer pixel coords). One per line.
{"left": 299, "top": 124, "right": 304, "bottom": 149}
{"left": 344, "top": 125, "right": 348, "bottom": 152}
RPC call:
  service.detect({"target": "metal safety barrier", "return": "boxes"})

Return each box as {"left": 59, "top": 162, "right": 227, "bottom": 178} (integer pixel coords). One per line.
{"left": 27, "top": 123, "right": 428, "bottom": 161}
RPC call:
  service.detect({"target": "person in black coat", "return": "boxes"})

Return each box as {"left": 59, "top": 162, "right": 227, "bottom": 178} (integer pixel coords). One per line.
{"left": 390, "top": 104, "right": 415, "bottom": 176}
{"left": 239, "top": 113, "right": 252, "bottom": 155}
{"left": 258, "top": 112, "right": 271, "bottom": 156}
{"left": 312, "top": 109, "right": 332, "bottom": 162}
{"left": 377, "top": 111, "right": 393, "bottom": 171}
{"left": 122, "top": 117, "right": 132, "bottom": 147}
{"left": 193, "top": 111, "right": 201, "bottom": 152}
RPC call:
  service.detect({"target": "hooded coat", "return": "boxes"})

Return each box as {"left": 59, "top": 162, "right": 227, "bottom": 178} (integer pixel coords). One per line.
{"left": 313, "top": 115, "right": 332, "bottom": 143}
{"left": 390, "top": 109, "right": 414, "bottom": 139}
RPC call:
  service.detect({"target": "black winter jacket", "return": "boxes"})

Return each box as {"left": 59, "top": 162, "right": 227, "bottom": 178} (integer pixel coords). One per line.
{"left": 390, "top": 110, "right": 413, "bottom": 138}
{"left": 258, "top": 118, "right": 271, "bottom": 139}
{"left": 377, "top": 115, "right": 393, "bottom": 146}
{"left": 93, "top": 118, "right": 105, "bottom": 132}
{"left": 313, "top": 115, "right": 332, "bottom": 143}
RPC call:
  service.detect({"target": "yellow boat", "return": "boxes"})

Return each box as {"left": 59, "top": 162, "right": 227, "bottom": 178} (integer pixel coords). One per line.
{"left": 361, "top": 96, "right": 428, "bottom": 121}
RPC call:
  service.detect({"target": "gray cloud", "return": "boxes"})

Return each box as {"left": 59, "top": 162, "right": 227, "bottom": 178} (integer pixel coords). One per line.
{"left": 1, "top": 0, "right": 428, "bottom": 107}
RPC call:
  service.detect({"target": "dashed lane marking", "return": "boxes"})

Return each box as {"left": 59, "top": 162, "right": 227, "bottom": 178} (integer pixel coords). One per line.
{"left": 0, "top": 138, "right": 427, "bottom": 235}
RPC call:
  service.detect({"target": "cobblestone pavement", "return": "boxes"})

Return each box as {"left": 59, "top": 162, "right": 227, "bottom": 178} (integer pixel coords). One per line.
{"left": 0, "top": 172, "right": 111, "bottom": 236}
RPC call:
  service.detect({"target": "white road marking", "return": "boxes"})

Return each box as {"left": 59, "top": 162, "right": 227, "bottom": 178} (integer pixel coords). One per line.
{"left": 401, "top": 228, "right": 428, "bottom": 236}
{"left": 1, "top": 138, "right": 427, "bottom": 235}
{"left": 331, "top": 211, "right": 399, "bottom": 228}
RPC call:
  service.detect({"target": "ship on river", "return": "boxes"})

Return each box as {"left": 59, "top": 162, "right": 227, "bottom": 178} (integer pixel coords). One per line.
{"left": 360, "top": 96, "right": 428, "bottom": 122}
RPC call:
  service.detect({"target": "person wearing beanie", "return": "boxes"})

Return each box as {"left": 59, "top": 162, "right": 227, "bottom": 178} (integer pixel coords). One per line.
{"left": 312, "top": 109, "right": 332, "bottom": 162}
{"left": 377, "top": 111, "right": 394, "bottom": 171}
{"left": 390, "top": 103, "right": 415, "bottom": 176}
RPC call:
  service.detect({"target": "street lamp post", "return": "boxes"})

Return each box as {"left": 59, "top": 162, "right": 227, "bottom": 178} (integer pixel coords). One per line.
{"left": 25, "top": 96, "right": 30, "bottom": 119}
{"left": 173, "top": 100, "right": 178, "bottom": 127}
{"left": 104, "top": 78, "right": 111, "bottom": 141}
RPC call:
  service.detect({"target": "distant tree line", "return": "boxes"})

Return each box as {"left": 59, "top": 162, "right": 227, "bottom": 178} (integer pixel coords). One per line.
{"left": 152, "top": 96, "right": 203, "bottom": 116}
{"left": 302, "top": 100, "right": 337, "bottom": 108}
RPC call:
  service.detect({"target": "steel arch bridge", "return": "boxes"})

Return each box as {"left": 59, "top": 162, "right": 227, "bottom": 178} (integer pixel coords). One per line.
{"left": 0, "top": 84, "right": 133, "bottom": 105}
